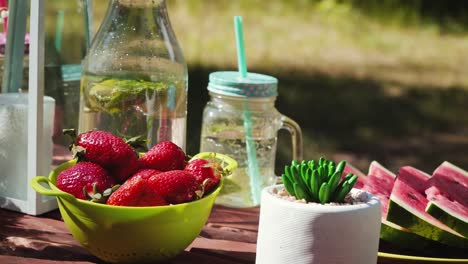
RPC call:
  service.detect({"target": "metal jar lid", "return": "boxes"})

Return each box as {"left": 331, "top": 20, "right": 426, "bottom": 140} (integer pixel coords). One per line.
{"left": 208, "top": 71, "right": 278, "bottom": 98}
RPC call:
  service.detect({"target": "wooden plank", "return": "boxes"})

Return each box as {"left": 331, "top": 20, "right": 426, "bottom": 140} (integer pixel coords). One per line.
{"left": 0, "top": 256, "right": 94, "bottom": 264}
{"left": 188, "top": 237, "right": 256, "bottom": 253}
{"left": 0, "top": 206, "right": 259, "bottom": 263}
{"left": 201, "top": 224, "right": 257, "bottom": 243}
{"left": 0, "top": 206, "right": 419, "bottom": 264}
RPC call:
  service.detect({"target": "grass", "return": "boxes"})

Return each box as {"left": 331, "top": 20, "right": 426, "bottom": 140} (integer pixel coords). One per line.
{"left": 44, "top": 0, "right": 468, "bottom": 173}
{"left": 166, "top": 0, "right": 468, "bottom": 89}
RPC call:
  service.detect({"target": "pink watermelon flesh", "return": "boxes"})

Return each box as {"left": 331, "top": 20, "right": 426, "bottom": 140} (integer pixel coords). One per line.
{"left": 429, "top": 161, "right": 468, "bottom": 211}
{"left": 425, "top": 162, "right": 468, "bottom": 236}
{"left": 362, "top": 161, "right": 396, "bottom": 218}
{"left": 362, "top": 162, "right": 440, "bottom": 250}
{"left": 343, "top": 164, "right": 367, "bottom": 189}
{"left": 387, "top": 166, "right": 467, "bottom": 248}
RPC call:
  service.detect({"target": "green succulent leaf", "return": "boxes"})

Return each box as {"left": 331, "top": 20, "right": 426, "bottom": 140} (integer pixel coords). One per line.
{"left": 293, "top": 183, "right": 307, "bottom": 200}
{"left": 318, "top": 182, "right": 330, "bottom": 204}
{"left": 304, "top": 168, "right": 313, "bottom": 190}
{"left": 334, "top": 174, "right": 351, "bottom": 193}
{"left": 317, "top": 166, "right": 324, "bottom": 183}
{"left": 328, "top": 160, "right": 336, "bottom": 176}
{"left": 319, "top": 157, "right": 325, "bottom": 167}
{"left": 300, "top": 162, "right": 308, "bottom": 183}
{"left": 346, "top": 174, "right": 358, "bottom": 187}
{"left": 282, "top": 173, "right": 295, "bottom": 195}
{"left": 283, "top": 165, "right": 292, "bottom": 180}
{"left": 327, "top": 170, "right": 341, "bottom": 194}
{"left": 343, "top": 173, "right": 354, "bottom": 182}
{"left": 294, "top": 171, "right": 312, "bottom": 200}
{"left": 334, "top": 182, "right": 352, "bottom": 202}
{"left": 281, "top": 157, "right": 355, "bottom": 204}
{"left": 310, "top": 170, "right": 319, "bottom": 202}
{"left": 291, "top": 165, "right": 302, "bottom": 184}
{"left": 335, "top": 160, "right": 346, "bottom": 176}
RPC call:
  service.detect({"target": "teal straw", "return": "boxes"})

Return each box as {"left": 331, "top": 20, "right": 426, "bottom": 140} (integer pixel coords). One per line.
{"left": 1, "top": 0, "right": 28, "bottom": 93}
{"left": 54, "top": 10, "right": 65, "bottom": 53}
{"left": 243, "top": 106, "right": 262, "bottom": 205}
{"left": 234, "top": 16, "right": 261, "bottom": 205}
{"left": 234, "top": 16, "right": 247, "bottom": 78}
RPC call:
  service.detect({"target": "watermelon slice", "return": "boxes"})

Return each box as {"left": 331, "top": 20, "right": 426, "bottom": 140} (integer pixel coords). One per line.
{"left": 387, "top": 166, "right": 467, "bottom": 248}
{"left": 425, "top": 161, "right": 468, "bottom": 237}
{"left": 380, "top": 219, "right": 443, "bottom": 250}
{"left": 343, "top": 163, "right": 367, "bottom": 189}
{"left": 365, "top": 161, "right": 395, "bottom": 218}
{"left": 363, "top": 161, "right": 439, "bottom": 249}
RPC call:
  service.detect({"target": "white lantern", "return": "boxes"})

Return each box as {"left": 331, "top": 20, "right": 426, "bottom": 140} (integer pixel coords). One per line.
{"left": 0, "top": 0, "right": 93, "bottom": 215}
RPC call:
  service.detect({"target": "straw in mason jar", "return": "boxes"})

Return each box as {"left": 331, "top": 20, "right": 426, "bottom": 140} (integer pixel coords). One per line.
{"left": 1, "top": 0, "right": 27, "bottom": 93}
{"left": 234, "top": 16, "right": 261, "bottom": 205}
{"left": 54, "top": 10, "right": 65, "bottom": 53}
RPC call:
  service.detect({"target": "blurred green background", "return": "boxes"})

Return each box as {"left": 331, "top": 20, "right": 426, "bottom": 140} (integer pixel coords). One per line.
{"left": 44, "top": 0, "right": 468, "bottom": 174}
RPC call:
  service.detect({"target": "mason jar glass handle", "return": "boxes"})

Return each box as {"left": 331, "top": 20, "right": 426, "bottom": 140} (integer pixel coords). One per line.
{"left": 280, "top": 115, "right": 303, "bottom": 161}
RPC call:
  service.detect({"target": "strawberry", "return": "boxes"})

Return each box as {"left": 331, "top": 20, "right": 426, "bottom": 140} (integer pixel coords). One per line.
{"left": 139, "top": 141, "right": 187, "bottom": 172}
{"left": 107, "top": 169, "right": 167, "bottom": 207}
{"left": 56, "top": 162, "right": 116, "bottom": 201}
{"left": 184, "top": 158, "right": 222, "bottom": 193}
{"left": 147, "top": 170, "right": 202, "bottom": 204}
{"left": 70, "top": 130, "right": 139, "bottom": 183}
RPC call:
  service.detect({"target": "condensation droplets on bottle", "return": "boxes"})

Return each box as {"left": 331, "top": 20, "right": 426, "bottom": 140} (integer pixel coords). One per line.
{"left": 79, "top": 0, "right": 188, "bottom": 149}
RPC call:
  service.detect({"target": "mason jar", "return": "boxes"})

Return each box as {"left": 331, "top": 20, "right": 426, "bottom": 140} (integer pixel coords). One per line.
{"left": 200, "top": 71, "right": 303, "bottom": 207}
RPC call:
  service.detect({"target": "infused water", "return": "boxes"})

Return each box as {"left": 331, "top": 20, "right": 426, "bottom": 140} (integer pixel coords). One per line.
{"left": 79, "top": 74, "right": 187, "bottom": 149}
{"left": 200, "top": 135, "right": 278, "bottom": 207}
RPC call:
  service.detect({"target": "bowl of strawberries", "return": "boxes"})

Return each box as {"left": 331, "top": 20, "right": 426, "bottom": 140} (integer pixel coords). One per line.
{"left": 30, "top": 130, "right": 237, "bottom": 264}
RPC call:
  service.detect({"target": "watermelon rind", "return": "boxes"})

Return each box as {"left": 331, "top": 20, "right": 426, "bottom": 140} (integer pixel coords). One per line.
{"left": 365, "top": 162, "right": 439, "bottom": 250}
{"left": 426, "top": 161, "right": 468, "bottom": 237}
{"left": 426, "top": 201, "right": 468, "bottom": 238}
{"left": 387, "top": 197, "right": 468, "bottom": 248}
{"left": 380, "top": 220, "right": 443, "bottom": 250}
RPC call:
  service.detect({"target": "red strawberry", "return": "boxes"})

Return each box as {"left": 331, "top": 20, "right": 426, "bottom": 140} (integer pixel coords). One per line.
{"left": 107, "top": 169, "right": 167, "bottom": 207}
{"left": 184, "top": 158, "right": 222, "bottom": 193}
{"left": 56, "top": 162, "right": 116, "bottom": 201}
{"left": 147, "top": 170, "right": 202, "bottom": 204}
{"left": 72, "top": 130, "right": 139, "bottom": 183}
{"left": 139, "top": 141, "right": 187, "bottom": 172}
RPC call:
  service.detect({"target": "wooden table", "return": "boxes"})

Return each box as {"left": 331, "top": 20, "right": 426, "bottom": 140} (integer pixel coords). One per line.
{"left": 0, "top": 206, "right": 258, "bottom": 264}
{"left": 1, "top": 206, "right": 464, "bottom": 264}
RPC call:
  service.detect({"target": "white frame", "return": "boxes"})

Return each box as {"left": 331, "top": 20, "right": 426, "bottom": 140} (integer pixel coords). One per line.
{"left": 0, "top": 0, "right": 53, "bottom": 215}
{"left": 1, "top": 0, "right": 95, "bottom": 215}
{"left": 25, "top": 0, "right": 58, "bottom": 215}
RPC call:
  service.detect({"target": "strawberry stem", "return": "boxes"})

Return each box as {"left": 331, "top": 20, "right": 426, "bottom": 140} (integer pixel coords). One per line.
{"left": 71, "top": 145, "right": 87, "bottom": 162}
{"left": 63, "top": 128, "right": 77, "bottom": 140}
{"left": 83, "top": 183, "right": 120, "bottom": 204}
{"left": 124, "top": 135, "right": 149, "bottom": 152}
{"left": 190, "top": 152, "right": 238, "bottom": 178}
{"left": 63, "top": 128, "right": 78, "bottom": 151}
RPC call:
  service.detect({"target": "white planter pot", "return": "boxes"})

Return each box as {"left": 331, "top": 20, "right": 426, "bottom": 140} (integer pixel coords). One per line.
{"left": 256, "top": 184, "right": 381, "bottom": 264}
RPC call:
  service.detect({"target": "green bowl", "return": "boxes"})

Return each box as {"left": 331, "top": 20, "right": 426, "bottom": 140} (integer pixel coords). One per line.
{"left": 30, "top": 153, "right": 236, "bottom": 263}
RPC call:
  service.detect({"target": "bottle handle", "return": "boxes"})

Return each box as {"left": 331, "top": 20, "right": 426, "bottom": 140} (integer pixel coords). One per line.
{"left": 280, "top": 115, "right": 303, "bottom": 161}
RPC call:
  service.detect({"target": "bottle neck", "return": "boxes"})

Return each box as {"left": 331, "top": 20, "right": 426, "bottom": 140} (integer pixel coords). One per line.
{"left": 86, "top": 0, "right": 186, "bottom": 80}
{"left": 104, "top": 0, "right": 170, "bottom": 34}
{"left": 209, "top": 92, "right": 277, "bottom": 112}
{"left": 112, "top": 0, "right": 165, "bottom": 8}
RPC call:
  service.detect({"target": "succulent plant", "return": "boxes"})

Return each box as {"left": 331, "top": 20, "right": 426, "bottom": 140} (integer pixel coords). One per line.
{"left": 281, "top": 157, "right": 358, "bottom": 204}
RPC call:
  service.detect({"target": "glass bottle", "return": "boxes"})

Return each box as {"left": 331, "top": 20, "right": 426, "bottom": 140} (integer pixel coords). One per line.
{"left": 79, "top": 0, "right": 187, "bottom": 149}
{"left": 200, "top": 71, "right": 303, "bottom": 207}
